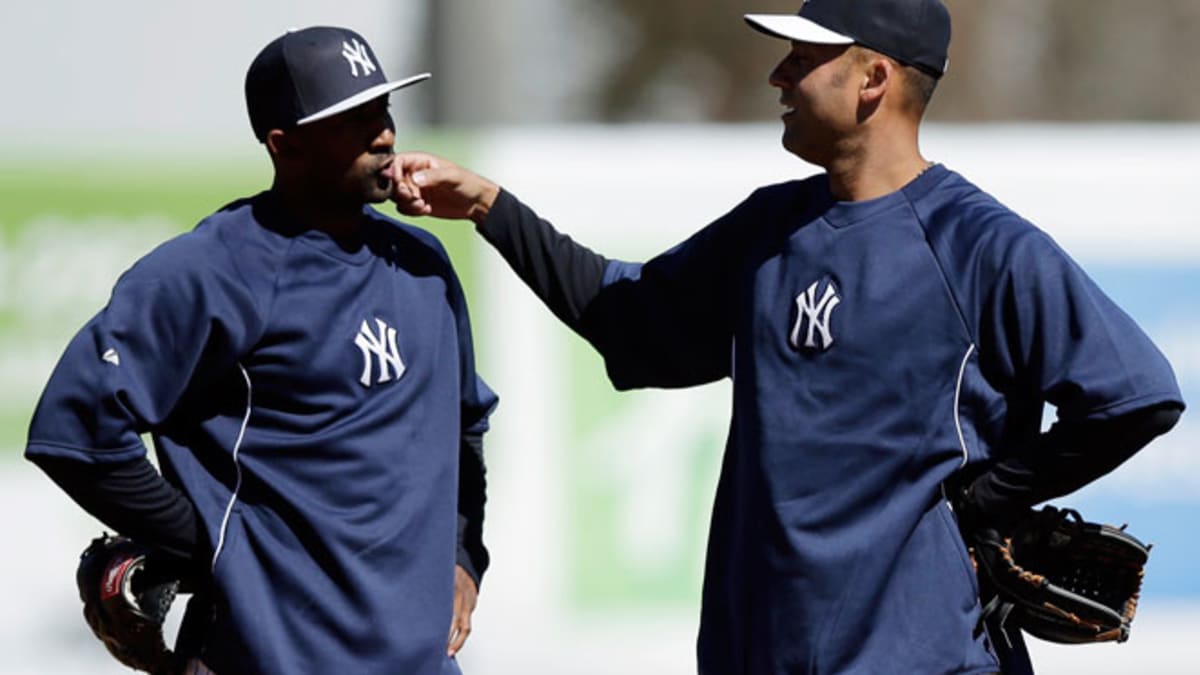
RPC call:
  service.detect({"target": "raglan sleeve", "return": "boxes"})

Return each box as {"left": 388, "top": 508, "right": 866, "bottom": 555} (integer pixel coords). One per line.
{"left": 478, "top": 188, "right": 758, "bottom": 391}
{"left": 25, "top": 234, "right": 264, "bottom": 465}
{"left": 958, "top": 227, "right": 1185, "bottom": 523}
{"left": 979, "top": 228, "right": 1183, "bottom": 421}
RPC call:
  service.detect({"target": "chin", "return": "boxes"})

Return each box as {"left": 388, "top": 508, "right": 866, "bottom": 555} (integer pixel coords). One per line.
{"left": 780, "top": 134, "right": 804, "bottom": 160}
{"left": 781, "top": 135, "right": 824, "bottom": 168}
{"left": 363, "top": 190, "right": 390, "bottom": 204}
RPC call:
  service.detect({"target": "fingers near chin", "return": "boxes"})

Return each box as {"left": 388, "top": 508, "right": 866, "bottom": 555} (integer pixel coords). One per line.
{"left": 393, "top": 201, "right": 430, "bottom": 217}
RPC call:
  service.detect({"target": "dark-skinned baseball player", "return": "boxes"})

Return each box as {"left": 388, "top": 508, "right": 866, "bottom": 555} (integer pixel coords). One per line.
{"left": 387, "top": 1, "right": 1184, "bottom": 673}
{"left": 26, "top": 26, "right": 497, "bottom": 674}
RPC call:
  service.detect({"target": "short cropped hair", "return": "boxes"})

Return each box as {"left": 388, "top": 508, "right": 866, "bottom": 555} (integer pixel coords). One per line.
{"left": 851, "top": 46, "right": 939, "bottom": 114}
{"left": 901, "top": 65, "right": 938, "bottom": 111}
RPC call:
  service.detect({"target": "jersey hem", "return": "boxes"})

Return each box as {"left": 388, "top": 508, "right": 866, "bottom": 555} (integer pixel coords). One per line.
{"left": 1078, "top": 390, "right": 1185, "bottom": 420}
{"left": 24, "top": 440, "right": 145, "bottom": 464}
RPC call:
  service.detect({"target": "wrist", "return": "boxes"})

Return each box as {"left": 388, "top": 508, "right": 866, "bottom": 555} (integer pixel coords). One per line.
{"left": 467, "top": 182, "right": 500, "bottom": 227}
{"left": 961, "top": 476, "right": 1029, "bottom": 535}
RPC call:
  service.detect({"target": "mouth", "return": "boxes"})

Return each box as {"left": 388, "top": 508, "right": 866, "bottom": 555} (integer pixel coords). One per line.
{"left": 780, "top": 104, "right": 797, "bottom": 119}
{"left": 375, "top": 156, "right": 395, "bottom": 189}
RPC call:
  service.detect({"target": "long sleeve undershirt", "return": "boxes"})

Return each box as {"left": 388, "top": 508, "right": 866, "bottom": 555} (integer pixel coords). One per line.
{"left": 30, "top": 453, "right": 202, "bottom": 576}
{"left": 31, "top": 430, "right": 492, "bottom": 585}
{"left": 967, "top": 403, "right": 1181, "bottom": 526}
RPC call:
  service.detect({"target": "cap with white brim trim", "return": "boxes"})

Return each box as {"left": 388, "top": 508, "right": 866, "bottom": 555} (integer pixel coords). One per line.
{"left": 744, "top": 14, "right": 854, "bottom": 46}
{"left": 246, "top": 26, "right": 429, "bottom": 141}
{"left": 744, "top": 0, "right": 951, "bottom": 78}
{"left": 296, "top": 73, "right": 430, "bottom": 126}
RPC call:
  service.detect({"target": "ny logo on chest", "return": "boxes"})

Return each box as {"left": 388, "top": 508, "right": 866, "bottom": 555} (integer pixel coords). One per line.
{"left": 354, "top": 317, "right": 405, "bottom": 387}
{"left": 789, "top": 278, "right": 842, "bottom": 352}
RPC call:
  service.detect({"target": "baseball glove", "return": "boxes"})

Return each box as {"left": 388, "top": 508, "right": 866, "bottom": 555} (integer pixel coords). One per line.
{"left": 968, "top": 505, "right": 1150, "bottom": 644}
{"left": 76, "top": 533, "right": 179, "bottom": 674}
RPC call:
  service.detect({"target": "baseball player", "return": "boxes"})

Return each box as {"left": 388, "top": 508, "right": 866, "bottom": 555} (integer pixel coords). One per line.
{"left": 26, "top": 26, "right": 497, "bottom": 674}
{"left": 389, "top": 1, "right": 1184, "bottom": 673}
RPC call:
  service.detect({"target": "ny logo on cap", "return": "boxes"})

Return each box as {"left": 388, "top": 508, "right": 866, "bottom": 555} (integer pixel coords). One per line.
{"left": 341, "top": 38, "right": 377, "bottom": 77}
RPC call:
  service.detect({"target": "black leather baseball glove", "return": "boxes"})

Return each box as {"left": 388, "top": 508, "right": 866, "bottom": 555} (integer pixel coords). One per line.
{"left": 76, "top": 533, "right": 180, "bottom": 674}
{"left": 961, "top": 502, "right": 1150, "bottom": 644}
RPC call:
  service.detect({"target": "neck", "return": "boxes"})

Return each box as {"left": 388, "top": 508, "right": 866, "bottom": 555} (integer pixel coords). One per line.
{"left": 270, "top": 178, "right": 362, "bottom": 239}
{"left": 824, "top": 123, "right": 930, "bottom": 202}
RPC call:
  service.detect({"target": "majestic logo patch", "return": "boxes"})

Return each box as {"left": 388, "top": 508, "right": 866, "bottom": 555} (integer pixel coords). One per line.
{"left": 341, "top": 39, "right": 377, "bottom": 78}
{"left": 354, "top": 318, "right": 404, "bottom": 387}
{"left": 789, "top": 279, "right": 841, "bottom": 351}
{"left": 101, "top": 347, "right": 120, "bottom": 366}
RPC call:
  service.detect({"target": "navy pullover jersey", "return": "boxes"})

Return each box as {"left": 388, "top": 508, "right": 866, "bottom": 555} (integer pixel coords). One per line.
{"left": 26, "top": 192, "right": 498, "bottom": 674}
{"left": 484, "top": 164, "right": 1182, "bottom": 675}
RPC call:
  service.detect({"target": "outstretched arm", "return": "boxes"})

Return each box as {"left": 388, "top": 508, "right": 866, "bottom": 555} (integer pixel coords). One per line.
{"left": 390, "top": 151, "right": 744, "bottom": 390}
{"left": 389, "top": 152, "right": 610, "bottom": 329}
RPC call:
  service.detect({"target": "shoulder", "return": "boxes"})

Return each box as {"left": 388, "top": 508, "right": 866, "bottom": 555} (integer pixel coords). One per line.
{"left": 689, "top": 175, "right": 825, "bottom": 244}
{"left": 117, "top": 194, "right": 281, "bottom": 307}
{"left": 746, "top": 175, "right": 826, "bottom": 211}
{"left": 910, "top": 168, "right": 1027, "bottom": 233}
{"left": 911, "top": 167, "right": 1066, "bottom": 275}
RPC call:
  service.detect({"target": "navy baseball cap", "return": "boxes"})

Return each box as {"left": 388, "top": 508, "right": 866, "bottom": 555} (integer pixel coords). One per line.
{"left": 245, "top": 26, "right": 430, "bottom": 141}
{"left": 745, "top": 0, "right": 951, "bottom": 78}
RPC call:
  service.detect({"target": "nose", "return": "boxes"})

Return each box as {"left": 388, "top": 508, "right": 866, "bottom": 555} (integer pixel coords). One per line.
{"left": 376, "top": 125, "right": 395, "bottom": 148}
{"left": 768, "top": 58, "right": 789, "bottom": 89}
{"left": 371, "top": 114, "right": 396, "bottom": 151}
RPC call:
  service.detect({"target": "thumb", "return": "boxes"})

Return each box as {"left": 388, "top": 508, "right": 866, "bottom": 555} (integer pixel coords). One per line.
{"left": 411, "top": 165, "right": 464, "bottom": 189}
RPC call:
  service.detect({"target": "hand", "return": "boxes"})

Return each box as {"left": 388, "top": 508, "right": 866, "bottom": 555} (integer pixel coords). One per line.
{"left": 446, "top": 564, "right": 478, "bottom": 657}
{"left": 387, "top": 152, "right": 501, "bottom": 226}
{"left": 952, "top": 477, "right": 1027, "bottom": 542}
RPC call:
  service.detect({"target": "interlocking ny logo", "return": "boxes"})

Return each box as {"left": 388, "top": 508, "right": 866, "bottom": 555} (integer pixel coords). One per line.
{"left": 789, "top": 279, "right": 841, "bottom": 351}
{"left": 354, "top": 318, "right": 404, "bottom": 387}
{"left": 341, "top": 39, "right": 377, "bottom": 77}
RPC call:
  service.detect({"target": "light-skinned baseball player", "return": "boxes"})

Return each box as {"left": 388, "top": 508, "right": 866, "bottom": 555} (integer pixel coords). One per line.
{"left": 389, "top": 1, "right": 1184, "bottom": 673}
{"left": 27, "top": 26, "right": 497, "bottom": 674}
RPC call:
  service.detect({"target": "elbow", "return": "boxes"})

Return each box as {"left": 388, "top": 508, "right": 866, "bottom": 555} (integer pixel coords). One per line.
{"left": 1145, "top": 402, "right": 1184, "bottom": 438}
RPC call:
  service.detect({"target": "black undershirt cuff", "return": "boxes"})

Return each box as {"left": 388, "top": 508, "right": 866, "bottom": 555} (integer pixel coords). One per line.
{"left": 968, "top": 402, "right": 1183, "bottom": 529}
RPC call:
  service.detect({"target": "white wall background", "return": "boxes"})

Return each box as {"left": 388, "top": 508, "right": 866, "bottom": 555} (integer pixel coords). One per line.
{"left": 0, "top": 0, "right": 422, "bottom": 148}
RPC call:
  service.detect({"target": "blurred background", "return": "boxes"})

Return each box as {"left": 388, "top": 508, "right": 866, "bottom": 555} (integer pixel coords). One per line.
{"left": 2, "top": 1, "right": 1197, "bottom": 673}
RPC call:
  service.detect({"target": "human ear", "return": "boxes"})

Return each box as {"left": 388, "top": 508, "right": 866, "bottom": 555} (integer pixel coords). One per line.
{"left": 265, "top": 129, "right": 295, "bottom": 159}
{"left": 860, "top": 58, "right": 891, "bottom": 105}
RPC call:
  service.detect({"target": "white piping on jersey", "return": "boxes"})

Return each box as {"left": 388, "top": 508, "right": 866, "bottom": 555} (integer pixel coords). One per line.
{"left": 953, "top": 344, "right": 976, "bottom": 469}
{"left": 211, "top": 363, "right": 252, "bottom": 573}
